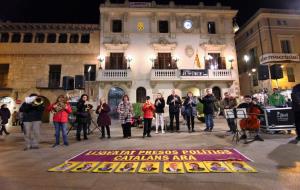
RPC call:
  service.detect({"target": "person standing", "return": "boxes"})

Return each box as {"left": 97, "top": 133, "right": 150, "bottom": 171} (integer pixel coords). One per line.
{"left": 183, "top": 92, "right": 197, "bottom": 133}
{"left": 142, "top": 96, "right": 155, "bottom": 138}
{"left": 154, "top": 93, "right": 165, "bottom": 134}
{"left": 220, "top": 92, "right": 238, "bottom": 133}
{"left": 199, "top": 89, "right": 216, "bottom": 132}
{"left": 117, "top": 95, "right": 133, "bottom": 139}
{"left": 268, "top": 88, "right": 286, "bottom": 107}
{"left": 47, "top": 95, "right": 72, "bottom": 147}
{"left": 19, "top": 93, "right": 45, "bottom": 150}
{"left": 289, "top": 84, "right": 300, "bottom": 144}
{"left": 96, "top": 98, "right": 111, "bottom": 139}
{"left": 76, "top": 94, "right": 90, "bottom": 141}
{"left": 0, "top": 104, "right": 11, "bottom": 135}
{"left": 167, "top": 89, "right": 182, "bottom": 133}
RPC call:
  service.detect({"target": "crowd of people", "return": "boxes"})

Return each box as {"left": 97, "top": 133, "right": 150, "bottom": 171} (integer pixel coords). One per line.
{"left": 0, "top": 83, "right": 300, "bottom": 150}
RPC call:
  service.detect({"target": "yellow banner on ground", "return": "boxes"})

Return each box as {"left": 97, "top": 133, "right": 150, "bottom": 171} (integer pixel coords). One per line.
{"left": 204, "top": 161, "right": 232, "bottom": 173}
{"left": 225, "top": 161, "right": 257, "bottom": 173}
{"left": 184, "top": 162, "right": 210, "bottom": 173}
{"left": 48, "top": 162, "right": 80, "bottom": 172}
{"left": 92, "top": 162, "right": 120, "bottom": 173}
{"left": 163, "top": 162, "right": 185, "bottom": 174}
{"left": 114, "top": 162, "right": 139, "bottom": 173}
{"left": 70, "top": 162, "right": 99, "bottom": 173}
{"left": 138, "top": 162, "right": 160, "bottom": 174}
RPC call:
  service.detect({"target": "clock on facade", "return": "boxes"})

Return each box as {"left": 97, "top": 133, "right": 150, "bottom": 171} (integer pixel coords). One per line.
{"left": 183, "top": 20, "right": 193, "bottom": 30}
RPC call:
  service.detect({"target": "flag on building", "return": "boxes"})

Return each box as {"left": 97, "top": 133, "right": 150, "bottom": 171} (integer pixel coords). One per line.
{"left": 195, "top": 53, "right": 201, "bottom": 68}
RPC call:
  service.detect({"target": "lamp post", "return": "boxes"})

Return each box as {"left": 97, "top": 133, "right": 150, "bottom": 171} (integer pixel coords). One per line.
{"left": 97, "top": 55, "right": 105, "bottom": 69}
{"left": 174, "top": 56, "right": 179, "bottom": 69}
{"left": 87, "top": 66, "right": 91, "bottom": 96}
{"left": 244, "top": 55, "right": 251, "bottom": 94}
{"left": 206, "top": 55, "right": 213, "bottom": 70}
{"left": 228, "top": 58, "right": 234, "bottom": 70}
{"left": 150, "top": 57, "right": 155, "bottom": 69}
{"left": 126, "top": 55, "right": 132, "bottom": 69}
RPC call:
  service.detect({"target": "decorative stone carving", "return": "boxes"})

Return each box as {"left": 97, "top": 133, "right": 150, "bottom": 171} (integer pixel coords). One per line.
{"left": 103, "top": 37, "right": 129, "bottom": 51}
{"left": 185, "top": 46, "right": 194, "bottom": 58}
{"left": 151, "top": 37, "right": 177, "bottom": 51}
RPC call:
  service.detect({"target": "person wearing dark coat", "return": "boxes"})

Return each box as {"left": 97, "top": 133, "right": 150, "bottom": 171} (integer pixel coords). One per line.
{"left": 199, "top": 89, "right": 217, "bottom": 132}
{"left": 0, "top": 104, "right": 11, "bottom": 135}
{"left": 167, "top": 89, "right": 182, "bottom": 132}
{"left": 19, "top": 93, "right": 45, "bottom": 150}
{"left": 76, "top": 94, "right": 90, "bottom": 141}
{"left": 289, "top": 84, "right": 300, "bottom": 144}
{"left": 183, "top": 92, "right": 197, "bottom": 133}
{"left": 96, "top": 98, "right": 111, "bottom": 139}
{"left": 154, "top": 93, "right": 165, "bottom": 134}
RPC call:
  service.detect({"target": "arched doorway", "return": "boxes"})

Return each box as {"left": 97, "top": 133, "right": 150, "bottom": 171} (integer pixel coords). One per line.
{"left": 41, "top": 96, "right": 50, "bottom": 123}
{"left": 108, "top": 87, "right": 125, "bottom": 119}
{"left": 212, "top": 86, "right": 222, "bottom": 100}
{"left": 136, "top": 87, "right": 146, "bottom": 103}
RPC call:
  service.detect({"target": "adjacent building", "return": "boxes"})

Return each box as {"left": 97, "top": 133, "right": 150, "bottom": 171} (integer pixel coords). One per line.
{"left": 235, "top": 8, "right": 300, "bottom": 96}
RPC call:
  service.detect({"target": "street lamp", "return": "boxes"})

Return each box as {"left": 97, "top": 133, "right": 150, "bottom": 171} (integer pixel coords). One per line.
{"left": 244, "top": 55, "right": 250, "bottom": 63}
{"left": 150, "top": 56, "right": 156, "bottom": 69}
{"left": 126, "top": 55, "right": 132, "bottom": 69}
{"left": 173, "top": 56, "right": 179, "bottom": 69}
{"left": 228, "top": 57, "right": 234, "bottom": 70}
{"left": 87, "top": 66, "right": 91, "bottom": 96}
{"left": 97, "top": 55, "right": 105, "bottom": 69}
{"left": 206, "top": 55, "right": 214, "bottom": 70}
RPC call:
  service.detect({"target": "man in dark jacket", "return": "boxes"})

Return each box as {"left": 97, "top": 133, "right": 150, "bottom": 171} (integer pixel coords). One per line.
{"left": 199, "top": 89, "right": 216, "bottom": 132}
{"left": 19, "top": 93, "right": 45, "bottom": 150}
{"left": 289, "top": 84, "right": 300, "bottom": 144}
{"left": 0, "top": 104, "right": 11, "bottom": 135}
{"left": 167, "top": 89, "right": 182, "bottom": 132}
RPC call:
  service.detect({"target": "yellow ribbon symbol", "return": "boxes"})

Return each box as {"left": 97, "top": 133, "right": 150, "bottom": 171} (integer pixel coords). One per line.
{"left": 137, "top": 22, "right": 144, "bottom": 31}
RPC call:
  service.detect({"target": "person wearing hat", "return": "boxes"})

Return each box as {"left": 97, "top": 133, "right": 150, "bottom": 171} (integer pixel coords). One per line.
{"left": 19, "top": 93, "right": 45, "bottom": 150}
{"left": 142, "top": 96, "right": 155, "bottom": 138}
{"left": 289, "top": 84, "right": 300, "bottom": 144}
{"left": 268, "top": 88, "right": 286, "bottom": 107}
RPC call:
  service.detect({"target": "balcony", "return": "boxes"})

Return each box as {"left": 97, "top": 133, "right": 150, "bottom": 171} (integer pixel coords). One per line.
{"left": 97, "top": 69, "right": 132, "bottom": 82}
{"left": 150, "top": 69, "right": 234, "bottom": 81}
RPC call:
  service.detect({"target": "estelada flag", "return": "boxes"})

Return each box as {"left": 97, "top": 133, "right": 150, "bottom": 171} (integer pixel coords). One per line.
{"left": 195, "top": 53, "right": 201, "bottom": 68}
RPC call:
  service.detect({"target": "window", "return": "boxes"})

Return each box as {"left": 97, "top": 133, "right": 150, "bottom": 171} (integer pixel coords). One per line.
{"left": 207, "top": 22, "right": 216, "bottom": 34}
{"left": 0, "top": 64, "right": 9, "bottom": 87}
{"left": 35, "top": 33, "right": 45, "bottom": 43}
{"left": 112, "top": 20, "right": 122, "bottom": 33}
{"left": 47, "top": 33, "right": 56, "bottom": 43}
{"left": 281, "top": 40, "right": 292, "bottom": 53}
{"left": 155, "top": 53, "right": 176, "bottom": 69}
{"left": 277, "top": 20, "right": 282, "bottom": 25}
{"left": 70, "top": 34, "right": 79, "bottom": 43}
{"left": 107, "top": 53, "right": 126, "bottom": 69}
{"left": 81, "top": 33, "right": 90, "bottom": 43}
{"left": 48, "top": 65, "right": 61, "bottom": 88}
{"left": 23, "top": 33, "right": 33, "bottom": 43}
{"left": 205, "top": 53, "right": 226, "bottom": 70}
{"left": 0, "top": 33, "right": 9, "bottom": 42}
{"left": 84, "top": 65, "right": 96, "bottom": 81}
{"left": 158, "top": 20, "right": 169, "bottom": 33}
{"left": 283, "top": 20, "right": 287, "bottom": 25}
{"left": 249, "top": 48, "right": 259, "bottom": 68}
{"left": 287, "top": 67, "right": 295, "bottom": 82}
{"left": 11, "top": 33, "right": 21, "bottom": 43}
{"left": 58, "top": 33, "right": 67, "bottom": 43}
{"left": 136, "top": 87, "right": 146, "bottom": 103}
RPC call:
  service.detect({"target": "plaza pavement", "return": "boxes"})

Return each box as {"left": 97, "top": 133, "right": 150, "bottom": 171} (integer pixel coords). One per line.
{"left": 0, "top": 118, "right": 299, "bottom": 190}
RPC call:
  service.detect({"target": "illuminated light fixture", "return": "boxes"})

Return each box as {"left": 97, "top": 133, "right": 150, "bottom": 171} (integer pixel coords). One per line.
{"left": 97, "top": 55, "right": 105, "bottom": 69}
{"left": 126, "top": 55, "right": 133, "bottom": 69}
{"left": 244, "top": 55, "right": 250, "bottom": 63}
{"left": 251, "top": 68, "right": 257, "bottom": 72}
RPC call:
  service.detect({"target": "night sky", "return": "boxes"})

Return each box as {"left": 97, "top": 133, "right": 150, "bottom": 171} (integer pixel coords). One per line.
{"left": 0, "top": 0, "right": 299, "bottom": 26}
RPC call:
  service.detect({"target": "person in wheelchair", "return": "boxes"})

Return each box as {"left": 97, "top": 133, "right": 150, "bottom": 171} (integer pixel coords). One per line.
{"left": 237, "top": 95, "right": 264, "bottom": 142}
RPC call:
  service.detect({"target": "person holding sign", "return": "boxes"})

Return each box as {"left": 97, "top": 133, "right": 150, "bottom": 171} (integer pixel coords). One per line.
{"left": 142, "top": 96, "right": 155, "bottom": 138}
{"left": 167, "top": 89, "right": 182, "bottom": 133}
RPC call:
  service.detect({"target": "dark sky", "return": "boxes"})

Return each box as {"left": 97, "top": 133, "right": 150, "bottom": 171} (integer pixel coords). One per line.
{"left": 0, "top": 0, "right": 299, "bottom": 26}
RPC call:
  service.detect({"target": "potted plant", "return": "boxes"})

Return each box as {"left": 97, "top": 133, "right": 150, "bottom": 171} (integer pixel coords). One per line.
{"left": 196, "top": 102, "right": 205, "bottom": 123}
{"left": 132, "top": 103, "right": 143, "bottom": 127}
